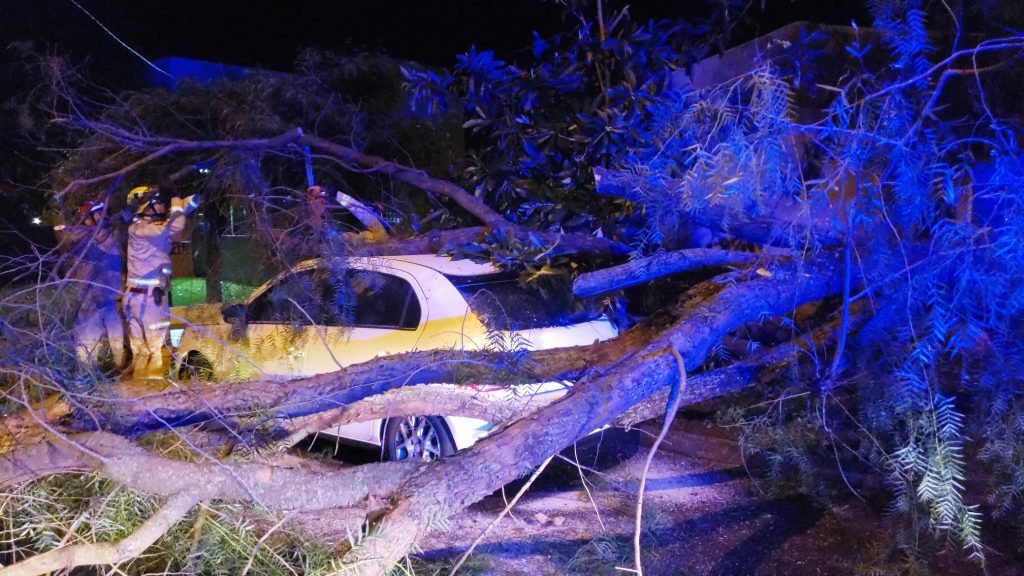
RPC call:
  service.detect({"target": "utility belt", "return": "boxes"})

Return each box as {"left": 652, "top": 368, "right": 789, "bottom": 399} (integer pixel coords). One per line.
{"left": 126, "top": 270, "right": 170, "bottom": 305}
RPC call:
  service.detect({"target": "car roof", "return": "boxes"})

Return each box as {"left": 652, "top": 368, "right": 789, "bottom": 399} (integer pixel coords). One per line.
{"left": 289, "top": 254, "right": 499, "bottom": 277}
{"left": 379, "top": 254, "right": 498, "bottom": 276}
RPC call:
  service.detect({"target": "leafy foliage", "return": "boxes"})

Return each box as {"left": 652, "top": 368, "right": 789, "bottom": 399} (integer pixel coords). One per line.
{"left": 404, "top": 7, "right": 690, "bottom": 234}
{"left": 623, "top": 0, "right": 1024, "bottom": 566}
{"left": 0, "top": 474, "right": 334, "bottom": 575}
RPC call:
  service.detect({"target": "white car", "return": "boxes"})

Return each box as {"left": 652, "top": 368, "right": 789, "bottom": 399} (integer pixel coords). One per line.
{"left": 170, "top": 254, "right": 617, "bottom": 461}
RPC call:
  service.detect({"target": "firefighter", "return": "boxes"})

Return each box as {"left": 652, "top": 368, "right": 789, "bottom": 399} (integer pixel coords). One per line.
{"left": 54, "top": 200, "right": 126, "bottom": 369}
{"left": 124, "top": 185, "right": 201, "bottom": 379}
{"left": 307, "top": 185, "right": 389, "bottom": 242}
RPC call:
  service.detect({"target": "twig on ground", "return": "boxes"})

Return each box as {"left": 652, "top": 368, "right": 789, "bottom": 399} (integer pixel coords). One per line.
{"left": 625, "top": 348, "right": 685, "bottom": 576}
{"left": 572, "top": 442, "right": 606, "bottom": 531}
{"left": 239, "top": 511, "right": 294, "bottom": 576}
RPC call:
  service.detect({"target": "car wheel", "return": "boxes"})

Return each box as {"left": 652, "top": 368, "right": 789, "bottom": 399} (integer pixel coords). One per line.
{"left": 178, "top": 352, "right": 215, "bottom": 381}
{"left": 383, "top": 416, "right": 455, "bottom": 462}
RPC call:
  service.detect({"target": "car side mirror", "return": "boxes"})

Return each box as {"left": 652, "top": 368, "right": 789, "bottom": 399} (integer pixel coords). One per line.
{"left": 222, "top": 304, "right": 247, "bottom": 341}
{"left": 222, "top": 304, "right": 246, "bottom": 325}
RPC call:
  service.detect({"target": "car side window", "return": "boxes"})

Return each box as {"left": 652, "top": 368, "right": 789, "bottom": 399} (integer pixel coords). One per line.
{"left": 248, "top": 270, "right": 322, "bottom": 325}
{"left": 323, "top": 270, "right": 421, "bottom": 330}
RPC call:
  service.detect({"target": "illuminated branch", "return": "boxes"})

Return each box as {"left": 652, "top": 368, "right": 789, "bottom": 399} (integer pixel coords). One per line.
{"left": 573, "top": 247, "right": 761, "bottom": 297}
{"left": 105, "top": 326, "right": 655, "bottom": 432}
{"left": 299, "top": 133, "right": 508, "bottom": 229}
{"left": 277, "top": 384, "right": 559, "bottom": 448}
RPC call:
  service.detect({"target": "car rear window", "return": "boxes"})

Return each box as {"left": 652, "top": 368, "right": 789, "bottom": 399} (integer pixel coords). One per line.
{"left": 446, "top": 272, "right": 604, "bottom": 330}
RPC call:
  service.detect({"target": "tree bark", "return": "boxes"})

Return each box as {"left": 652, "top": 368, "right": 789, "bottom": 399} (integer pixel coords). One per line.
{"left": 103, "top": 322, "right": 659, "bottom": 433}
{"left": 573, "top": 247, "right": 760, "bottom": 297}
{"left": 203, "top": 197, "right": 227, "bottom": 303}
{"left": 0, "top": 432, "right": 418, "bottom": 508}
{"left": 351, "top": 226, "right": 628, "bottom": 258}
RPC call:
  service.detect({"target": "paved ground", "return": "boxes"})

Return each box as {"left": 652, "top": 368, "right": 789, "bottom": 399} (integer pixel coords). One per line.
{"left": 292, "top": 422, "right": 881, "bottom": 575}
{"left": 410, "top": 426, "right": 870, "bottom": 576}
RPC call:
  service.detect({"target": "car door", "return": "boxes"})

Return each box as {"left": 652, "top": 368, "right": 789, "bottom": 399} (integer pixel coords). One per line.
{"left": 302, "top": 266, "right": 426, "bottom": 376}
{"left": 239, "top": 268, "right": 321, "bottom": 379}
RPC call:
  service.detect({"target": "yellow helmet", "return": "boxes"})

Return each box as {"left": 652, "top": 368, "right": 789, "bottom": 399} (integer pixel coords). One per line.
{"left": 127, "top": 185, "right": 163, "bottom": 216}
{"left": 127, "top": 185, "right": 157, "bottom": 205}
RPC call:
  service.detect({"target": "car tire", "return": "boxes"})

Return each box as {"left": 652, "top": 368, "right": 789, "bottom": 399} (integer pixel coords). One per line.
{"left": 178, "top": 352, "right": 215, "bottom": 381}
{"left": 383, "top": 416, "right": 455, "bottom": 462}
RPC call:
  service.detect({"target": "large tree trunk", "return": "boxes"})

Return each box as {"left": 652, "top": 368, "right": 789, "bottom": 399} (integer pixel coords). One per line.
{"left": 203, "top": 197, "right": 227, "bottom": 303}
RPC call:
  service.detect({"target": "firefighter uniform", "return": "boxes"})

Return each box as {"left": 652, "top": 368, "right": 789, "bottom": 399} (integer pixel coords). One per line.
{"left": 55, "top": 209, "right": 125, "bottom": 368}
{"left": 125, "top": 190, "right": 199, "bottom": 379}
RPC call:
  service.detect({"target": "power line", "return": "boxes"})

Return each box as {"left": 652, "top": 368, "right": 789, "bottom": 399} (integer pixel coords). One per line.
{"left": 66, "top": 0, "right": 172, "bottom": 78}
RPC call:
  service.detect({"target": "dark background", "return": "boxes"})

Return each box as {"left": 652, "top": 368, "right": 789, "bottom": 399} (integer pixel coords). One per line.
{"left": 0, "top": 0, "right": 869, "bottom": 256}
{"left": 3, "top": 1, "right": 867, "bottom": 84}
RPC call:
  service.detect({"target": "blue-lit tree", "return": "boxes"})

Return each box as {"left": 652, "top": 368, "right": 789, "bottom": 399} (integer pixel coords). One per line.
{"left": 0, "top": 1, "right": 1022, "bottom": 574}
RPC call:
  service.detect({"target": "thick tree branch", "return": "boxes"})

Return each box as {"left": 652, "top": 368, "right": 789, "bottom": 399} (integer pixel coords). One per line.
{"left": 573, "top": 247, "right": 760, "bottom": 297}
{"left": 301, "top": 133, "right": 509, "bottom": 230}
{"left": 0, "top": 432, "right": 418, "bottom": 510}
{"left": 107, "top": 327, "right": 654, "bottom": 433}
{"left": 278, "top": 383, "right": 560, "bottom": 448}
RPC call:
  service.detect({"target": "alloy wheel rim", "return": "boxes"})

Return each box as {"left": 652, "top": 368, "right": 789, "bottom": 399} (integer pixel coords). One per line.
{"left": 394, "top": 416, "right": 442, "bottom": 462}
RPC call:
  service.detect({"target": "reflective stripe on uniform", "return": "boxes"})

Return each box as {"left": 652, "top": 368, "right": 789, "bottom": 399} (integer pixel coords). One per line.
{"left": 148, "top": 321, "right": 171, "bottom": 330}
{"left": 127, "top": 277, "right": 162, "bottom": 287}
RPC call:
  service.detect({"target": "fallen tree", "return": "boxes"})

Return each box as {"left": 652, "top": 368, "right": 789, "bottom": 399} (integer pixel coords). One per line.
{"left": 0, "top": 256, "right": 842, "bottom": 576}
{"left": 3, "top": 2, "right": 1024, "bottom": 574}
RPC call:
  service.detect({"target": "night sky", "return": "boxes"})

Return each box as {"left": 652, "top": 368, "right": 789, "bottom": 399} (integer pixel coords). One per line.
{"left": 3, "top": 0, "right": 867, "bottom": 86}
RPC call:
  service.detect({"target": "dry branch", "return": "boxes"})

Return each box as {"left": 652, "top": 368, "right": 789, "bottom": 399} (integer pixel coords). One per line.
{"left": 278, "top": 384, "right": 561, "bottom": 448}
{"left": 105, "top": 330, "right": 654, "bottom": 433}
{"left": 0, "top": 491, "right": 200, "bottom": 576}
{"left": 55, "top": 127, "right": 629, "bottom": 256}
